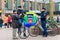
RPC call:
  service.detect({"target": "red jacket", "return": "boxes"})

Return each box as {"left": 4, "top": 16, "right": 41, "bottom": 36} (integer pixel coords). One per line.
{"left": 8, "top": 16, "right": 12, "bottom": 22}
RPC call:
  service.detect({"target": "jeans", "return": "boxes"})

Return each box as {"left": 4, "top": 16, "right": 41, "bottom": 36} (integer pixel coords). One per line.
{"left": 18, "top": 18, "right": 26, "bottom": 34}
{"left": 18, "top": 26, "right": 26, "bottom": 34}
{"left": 18, "top": 27, "right": 21, "bottom": 35}
{"left": 41, "top": 20, "right": 48, "bottom": 35}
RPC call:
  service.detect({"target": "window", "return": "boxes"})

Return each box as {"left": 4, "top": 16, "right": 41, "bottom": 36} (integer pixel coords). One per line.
{"left": 59, "top": 3, "right": 60, "bottom": 11}
{"left": 5, "top": 0, "right": 8, "bottom": 9}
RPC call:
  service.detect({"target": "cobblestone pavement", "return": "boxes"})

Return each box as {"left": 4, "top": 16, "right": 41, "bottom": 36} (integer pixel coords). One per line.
{"left": 0, "top": 28, "right": 60, "bottom": 40}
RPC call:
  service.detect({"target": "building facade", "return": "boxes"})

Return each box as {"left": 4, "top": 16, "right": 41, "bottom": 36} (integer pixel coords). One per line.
{"left": 0, "top": 0, "right": 60, "bottom": 13}
{"left": 0, "top": 0, "right": 42, "bottom": 12}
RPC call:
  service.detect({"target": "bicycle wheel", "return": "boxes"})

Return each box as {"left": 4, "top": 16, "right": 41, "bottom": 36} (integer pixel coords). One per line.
{"left": 29, "top": 26, "right": 40, "bottom": 37}
{"left": 47, "top": 24, "right": 58, "bottom": 36}
{"left": 57, "top": 25, "right": 60, "bottom": 34}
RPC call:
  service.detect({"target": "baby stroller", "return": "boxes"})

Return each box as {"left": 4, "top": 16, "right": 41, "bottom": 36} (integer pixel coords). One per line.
{"left": 24, "top": 12, "right": 40, "bottom": 37}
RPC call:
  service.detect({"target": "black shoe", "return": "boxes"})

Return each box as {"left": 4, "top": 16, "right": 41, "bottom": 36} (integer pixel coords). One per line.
{"left": 24, "top": 33, "right": 26, "bottom": 36}
{"left": 43, "top": 34, "right": 48, "bottom": 37}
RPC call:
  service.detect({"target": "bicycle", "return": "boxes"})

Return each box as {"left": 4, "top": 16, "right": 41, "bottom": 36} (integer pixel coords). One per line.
{"left": 46, "top": 18, "right": 59, "bottom": 36}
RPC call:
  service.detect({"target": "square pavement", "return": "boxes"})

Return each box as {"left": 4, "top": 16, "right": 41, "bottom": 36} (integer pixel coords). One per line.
{"left": 0, "top": 28, "right": 60, "bottom": 40}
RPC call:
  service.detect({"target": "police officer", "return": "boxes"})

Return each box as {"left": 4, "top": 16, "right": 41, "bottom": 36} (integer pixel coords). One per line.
{"left": 40, "top": 8, "right": 48, "bottom": 37}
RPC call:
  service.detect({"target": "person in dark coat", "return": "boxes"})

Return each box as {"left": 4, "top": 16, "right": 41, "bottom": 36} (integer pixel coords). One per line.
{"left": 12, "top": 10, "right": 19, "bottom": 39}
{"left": 0, "top": 17, "right": 3, "bottom": 28}
{"left": 17, "top": 6, "right": 24, "bottom": 19}
{"left": 40, "top": 8, "right": 48, "bottom": 37}
{"left": 17, "top": 6, "right": 26, "bottom": 36}
{"left": 12, "top": 10, "right": 19, "bottom": 28}
{"left": 57, "top": 15, "right": 60, "bottom": 22}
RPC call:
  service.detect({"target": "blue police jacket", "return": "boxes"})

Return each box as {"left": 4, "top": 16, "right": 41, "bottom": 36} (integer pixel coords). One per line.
{"left": 41, "top": 11, "right": 48, "bottom": 19}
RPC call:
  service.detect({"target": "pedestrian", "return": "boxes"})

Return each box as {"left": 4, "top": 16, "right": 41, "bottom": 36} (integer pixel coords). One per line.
{"left": 0, "top": 17, "right": 3, "bottom": 28}
{"left": 17, "top": 6, "right": 26, "bottom": 36}
{"left": 0, "top": 9, "right": 2, "bottom": 16}
{"left": 7, "top": 15, "right": 12, "bottom": 28}
{"left": 40, "top": 8, "right": 48, "bottom": 37}
{"left": 11, "top": 10, "right": 19, "bottom": 39}
{"left": 4, "top": 15, "right": 8, "bottom": 28}
{"left": 57, "top": 15, "right": 60, "bottom": 22}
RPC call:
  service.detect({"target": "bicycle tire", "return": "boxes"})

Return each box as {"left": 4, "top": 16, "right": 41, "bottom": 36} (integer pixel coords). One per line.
{"left": 47, "top": 24, "right": 58, "bottom": 36}
{"left": 29, "top": 26, "right": 40, "bottom": 37}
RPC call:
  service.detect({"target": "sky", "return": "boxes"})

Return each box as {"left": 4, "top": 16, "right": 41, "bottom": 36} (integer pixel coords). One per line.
{"left": 55, "top": 0, "right": 60, "bottom": 2}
